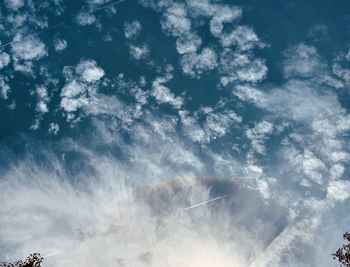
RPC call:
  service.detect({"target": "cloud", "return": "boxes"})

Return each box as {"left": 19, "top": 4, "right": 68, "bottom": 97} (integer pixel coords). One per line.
{"left": 76, "top": 59, "right": 105, "bottom": 83}
{"left": 151, "top": 76, "right": 183, "bottom": 109}
{"left": 161, "top": 3, "right": 191, "bottom": 37}
{"left": 53, "top": 38, "right": 68, "bottom": 52}
{"left": 60, "top": 80, "right": 89, "bottom": 114}
{"left": 0, "top": 52, "right": 11, "bottom": 69}
{"left": 235, "top": 79, "right": 341, "bottom": 123}
{"left": 327, "top": 180, "right": 350, "bottom": 202}
{"left": 0, "top": 122, "right": 288, "bottom": 266}
{"left": 220, "top": 26, "right": 262, "bottom": 50}
{"left": 283, "top": 43, "right": 326, "bottom": 79}
{"left": 75, "top": 12, "right": 96, "bottom": 26}
{"left": 246, "top": 121, "right": 274, "bottom": 155}
{"left": 176, "top": 32, "right": 202, "bottom": 54}
{"left": 48, "top": 123, "right": 60, "bottom": 135}
{"left": 4, "top": 0, "right": 25, "bottom": 10}
{"left": 0, "top": 1, "right": 350, "bottom": 266}
{"left": 0, "top": 76, "right": 10, "bottom": 100}
{"left": 180, "top": 48, "right": 217, "bottom": 78}
{"left": 142, "top": 0, "right": 266, "bottom": 81}
{"left": 209, "top": 5, "right": 242, "bottom": 38}
{"left": 307, "top": 24, "right": 329, "bottom": 42}
{"left": 220, "top": 50, "right": 268, "bottom": 85}
{"left": 11, "top": 35, "right": 47, "bottom": 62}
{"left": 124, "top": 20, "right": 142, "bottom": 40}
{"left": 129, "top": 44, "right": 150, "bottom": 61}
{"left": 35, "top": 86, "right": 50, "bottom": 113}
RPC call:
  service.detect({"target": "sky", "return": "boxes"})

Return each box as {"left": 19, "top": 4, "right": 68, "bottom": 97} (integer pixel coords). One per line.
{"left": 1, "top": 0, "right": 350, "bottom": 266}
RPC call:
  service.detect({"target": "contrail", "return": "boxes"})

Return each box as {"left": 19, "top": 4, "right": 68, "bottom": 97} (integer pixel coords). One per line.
{"left": 91, "top": 0, "right": 127, "bottom": 13}
{"left": 183, "top": 195, "right": 227, "bottom": 211}
{"left": 43, "top": 250, "right": 63, "bottom": 258}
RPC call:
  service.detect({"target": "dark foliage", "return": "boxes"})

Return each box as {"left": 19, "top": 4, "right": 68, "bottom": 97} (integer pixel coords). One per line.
{"left": 0, "top": 253, "right": 43, "bottom": 267}
{"left": 333, "top": 232, "right": 350, "bottom": 266}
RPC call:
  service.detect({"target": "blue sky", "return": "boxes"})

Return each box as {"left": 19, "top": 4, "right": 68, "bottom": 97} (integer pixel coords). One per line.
{"left": 1, "top": 0, "right": 350, "bottom": 266}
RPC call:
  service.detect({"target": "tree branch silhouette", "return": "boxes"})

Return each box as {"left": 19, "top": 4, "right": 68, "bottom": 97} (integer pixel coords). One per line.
{"left": 333, "top": 232, "right": 350, "bottom": 267}
{"left": 0, "top": 253, "right": 43, "bottom": 267}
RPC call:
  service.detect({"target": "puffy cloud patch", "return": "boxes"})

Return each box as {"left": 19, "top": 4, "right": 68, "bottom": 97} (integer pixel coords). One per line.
{"left": 53, "top": 38, "right": 68, "bottom": 52}
{"left": 176, "top": 32, "right": 202, "bottom": 54}
{"left": 48, "top": 123, "right": 60, "bottom": 135}
{"left": 151, "top": 73, "right": 183, "bottom": 109}
{"left": 327, "top": 180, "right": 350, "bottom": 202}
{"left": 60, "top": 80, "right": 89, "bottom": 114}
{"left": 246, "top": 121, "right": 274, "bottom": 155}
{"left": 0, "top": 76, "right": 11, "bottom": 99}
{"left": 209, "top": 5, "right": 242, "bottom": 38}
{"left": 180, "top": 48, "right": 217, "bottom": 78}
{"left": 143, "top": 0, "right": 266, "bottom": 80}
{"left": 76, "top": 59, "right": 105, "bottom": 83}
{"left": 301, "top": 150, "right": 327, "bottom": 185}
{"left": 203, "top": 109, "right": 242, "bottom": 141}
{"left": 161, "top": 3, "right": 191, "bottom": 37}
{"left": 0, "top": 52, "right": 11, "bottom": 69}
{"left": 283, "top": 43, "right": 326, "bottom": 79}
{"left": 4, "top": 0, "right": 24, "bottom": 10}
{"left": 35, "top": 86, "right": 50, "bottom": 113}
{"left": 235, "top": 80, "right": 341, "bottom": 123}
{"left": 76, "top": 12, "right": 96, "bottom": 26}
{"left": 220, "top": 50, "right": 268, "bottom": 85}
{"left": 180, "top": 106, "right": 241, "bottom": 144}
{"left": 179, "top": 110, "right": 206, "bottom": 143}
{"left": 220, "top": 26, "right": 261, "bottom": 50}
{"left": 11, "top": 35, "right": 48, "bottom": 61}
{"left": 129, "top": 44, "right": 149, "bottom": 61}
{"left": 124, "top": 20, "right": 142, "bottom": 40}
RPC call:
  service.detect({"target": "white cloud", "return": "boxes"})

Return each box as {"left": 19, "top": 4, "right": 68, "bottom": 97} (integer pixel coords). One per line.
{"left": 179, "top": 110, "right": 206, "bottom": 143}
{"left": 124, "top": 20, "right": 142, "bottom": 40}
{"left": 204, "top": 110, "right": 241, "bottom": 141}
{"left": 185, "top": 0, "right": 216, "bottom": 17}
{"left": 209, "top": 5, "right": 242, "bottom": 38}
{"left": 327, "top": 180, "right": 350, "bottom": 202}
{"left": 75, "top": 12, "right": 96, "bottom": 26}
{"left": 301, "top": 150, "right": 326, "bottom": 185}
{"left": 220, "top": 50, "right": 268, "bottom": 84}
{"left": 180, "top": 106, "right": 242, "bottom": 144}
{"left": 0, "top": 52, "right": 10, "bottom": 69}
{"left": 76, "top": 59, "right": 105, "bottom": 83}
{"left": 53, "top": 38, "right": 68, "bottom": 52}
{"left": 11, "top": 35, "right": 48, "bottom": 61}
{"left": 60, "top": 80, "right": 88, "bottom": 113}
{"left": 283, "top": 44, "right": 326, "bottom": 79}
{"left": 220, "top": 26, "right": 261, "bottom": 50}
{"left": 129, "top": 44, "right": 149, "bottom": 60}
{"left": 180, "top": 48, "right": 217, "bottom": 78}
{"left": 330, "top": 164, "right": 345, "bottom": 180}
{"left": 332, "top": 62, "right": 350, "bottom": 86}
{"left": 151, "top": 77, "right": 183, "bottom": 109}
{"left": 176, "top": 32, "right": 202, "bottom": 54}
{"left": 4, "top": 0, "right": 24, "bottom": 10}
{"left": 161, "top": 3, "right": 191, "bottom": 37}
{"left": 35, "top": 86, "right": 50, "bottom": 113}
{"left": 0, "top": 122, "right": 292, "bottom": 266}
{"left": 0, "top": 76, "right": 10, "bottom": 99}
{"left": 48, "top": 123, "right": 60, "bottom": 135}
{"left": 246, "top": 121, "right": 274, "bottom": 154}
{"left": 235, "top": 80, "right": 341, "bottom": 123}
